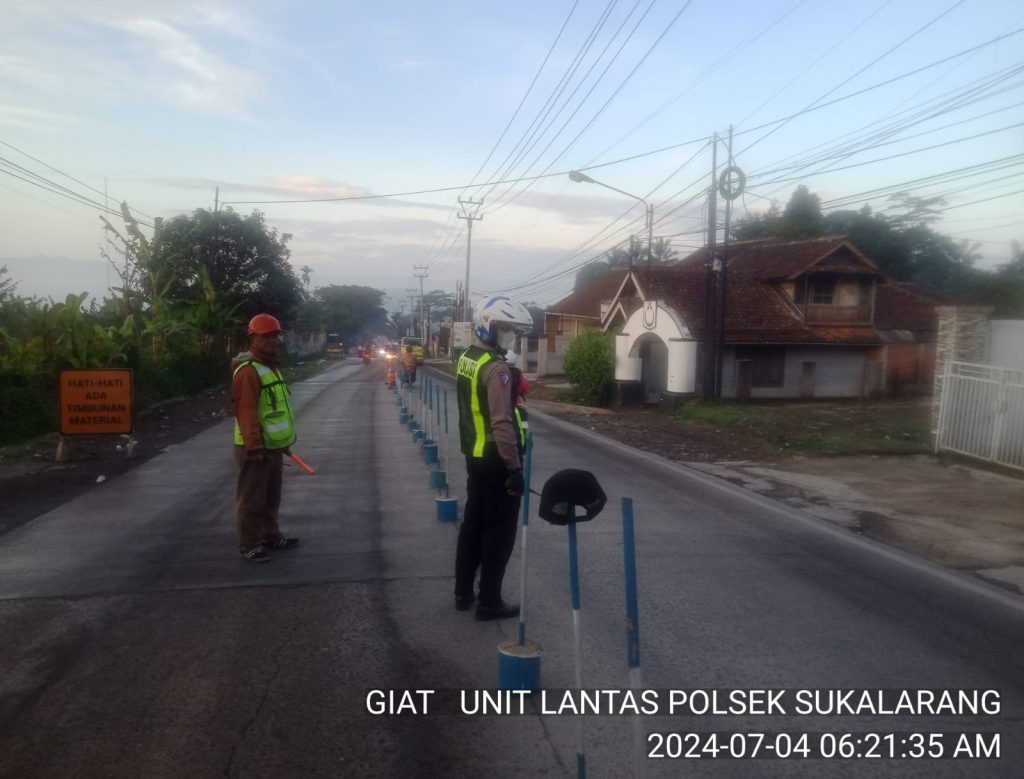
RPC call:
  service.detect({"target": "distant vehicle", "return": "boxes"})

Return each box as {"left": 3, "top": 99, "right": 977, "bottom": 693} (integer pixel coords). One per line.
{"left": 400, "top": 336, "right": 424, "bottom": 365}
{"left": 326, "top": 333, "right": 344, "bottom": 359}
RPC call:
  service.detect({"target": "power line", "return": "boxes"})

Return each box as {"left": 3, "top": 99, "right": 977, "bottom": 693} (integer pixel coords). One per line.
{"left": 736, "top": 0, "right": 969, "bottom": 157}
{"left": 483, "top": 0, "right": 696, "bottom": 218}
{"left": 462, "top": 0, "right": 582, "bottom": 197}
{"left": 0, "top": 159, "right": 153, "bottom": 226}
{"left": 747, "top": 62, "right": 1024, "bottom": 194}
{"left": 748, "top": 122, "right": 1024, "bottom": 189}
{"left": 0, "top": 140, "right": 154, "bottom": 220}
{"left": 585, "top": 0, "right": 812, "bottom": 166}
{"left": 473, "top": 0, "right": 623, "bottom": 203}
{"left": 480, "top": 0, "right": 656, "bottom": 210}
{"left": 222, "top": 30, "right": 1023, "bottom": 210}
{"left": 420, "top": 0, "right": 584, "bottom": 271}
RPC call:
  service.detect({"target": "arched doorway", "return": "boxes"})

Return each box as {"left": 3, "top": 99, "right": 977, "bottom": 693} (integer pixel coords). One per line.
{"left": 637, "top": 334, "right": 668, "bottom": 402}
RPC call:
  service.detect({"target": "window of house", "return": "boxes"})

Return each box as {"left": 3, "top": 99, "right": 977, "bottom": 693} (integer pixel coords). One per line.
{"left": 811, "top": 279, "right": 835, "bottom": 305}
{"left": 737, "top": 346, "right": 786, "bottom": 388}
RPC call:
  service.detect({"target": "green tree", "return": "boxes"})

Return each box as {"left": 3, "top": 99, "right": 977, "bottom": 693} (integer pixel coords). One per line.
{"left": 574, "top": 237, "right": 677, "bottom": 291}
{"left": 155, "top": 207, "right": 304, "bottom": 324}
{"left": 0, "top": 265, "right": 19, "bottom": 303}
{"left": 574, "top": 261, "right": 612, "bottom": 291}
{"left": 314, "top": 285, "right": 388, "bottom": 343}
{"left": 563, "top": 331, "right": 615, "bottom": 406}
{"left": 998, "top": 240, "right": 1024, "bottom": 276}
{"left": 733, "top": 187, "right": 824, "bottom": 240}
{"left": 780, "top": 184, "right": 825, "bottom": 238}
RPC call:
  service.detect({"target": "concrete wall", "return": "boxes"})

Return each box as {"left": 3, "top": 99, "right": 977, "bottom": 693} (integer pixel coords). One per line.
{"left": 990, "top": 320, "right": 1024, "bottom": 370}
{"left": 540, "top": 314, "right": 599, "bottom": 377}
{"left": 721, "top": 345, "right": 874, "bottom": 399}
{"left": 538, "top": 334, "right": 572, "bottom": 376}
{"left": 932, "top": 306, "right": 992, "bottom": 436}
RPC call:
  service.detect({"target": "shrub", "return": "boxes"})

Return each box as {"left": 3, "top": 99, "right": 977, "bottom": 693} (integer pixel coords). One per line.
{"left": 563, "top": 331, "right": 615, "bottom": 406}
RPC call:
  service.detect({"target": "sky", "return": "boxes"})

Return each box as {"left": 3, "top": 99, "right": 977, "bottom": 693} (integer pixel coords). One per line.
{"left": 1, "top": 0, "right": 1022, "bottom": 311}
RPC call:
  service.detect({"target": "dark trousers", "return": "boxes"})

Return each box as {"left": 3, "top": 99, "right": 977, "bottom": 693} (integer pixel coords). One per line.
{"left": 455, "top": 456, "right": 521, "bottom": 607}
{"left": 234, "top": 446, "right": 284, "bottom": 549}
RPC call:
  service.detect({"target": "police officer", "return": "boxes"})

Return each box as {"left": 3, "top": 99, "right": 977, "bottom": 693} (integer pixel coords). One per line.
{"left": 454, "top": 296, "right": 534, "bottom": 619}
{"left": 231, "top": 313, "right": 301, "bottom": 563}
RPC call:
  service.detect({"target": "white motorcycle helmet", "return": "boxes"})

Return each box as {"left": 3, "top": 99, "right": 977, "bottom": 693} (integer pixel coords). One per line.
{"left": 473, "top": 296, "right": 534, "bottom": 351}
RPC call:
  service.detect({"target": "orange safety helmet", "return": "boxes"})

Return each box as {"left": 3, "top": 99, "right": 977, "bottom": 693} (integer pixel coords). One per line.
{"left": 248, "top": 313, "right": 283, "bottom": 336}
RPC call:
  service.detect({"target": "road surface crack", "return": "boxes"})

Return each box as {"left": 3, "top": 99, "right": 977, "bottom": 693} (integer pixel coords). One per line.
{"left": 223, "top": 615, "right": 302, "bottom": 778}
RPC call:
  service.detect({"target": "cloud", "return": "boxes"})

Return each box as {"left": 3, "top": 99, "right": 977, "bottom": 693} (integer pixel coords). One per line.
{"left": 485, "top": 186, "right": 649, "bottom": 223}
{"left": 278, "top": 216, "right": 450, "bottom": 250}
{"left": 388, "top": 59, "right": 429, "bottom": 72}
{"left": 114, "top": 17, "right": 259, "bottom": 113}
{"left": 153, "top": 175, "right": 451, "bottom": 212}
{"left": 0, "top": 103, "right": 83, "bottom": 132}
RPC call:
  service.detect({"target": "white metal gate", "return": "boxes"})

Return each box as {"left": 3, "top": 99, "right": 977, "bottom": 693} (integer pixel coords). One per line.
{"left": 935, "top": 361, "right": 1024, "bottom": 471}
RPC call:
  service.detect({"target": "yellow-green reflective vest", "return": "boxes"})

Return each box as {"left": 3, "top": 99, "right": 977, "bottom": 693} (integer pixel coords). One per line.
{"left": 233, "top": 360, "right": 297, "bottom": 450}
{"left": 457, "top": 346, "right": 525, "bottom": 459}
{"left": 457, "top": 346, "right": 493, "bottom": 458}
{"left": 513, "top": 405, "right": 528, "bottom": 453}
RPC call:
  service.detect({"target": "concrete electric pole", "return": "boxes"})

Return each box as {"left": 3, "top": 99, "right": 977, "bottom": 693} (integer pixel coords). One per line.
{"left": 457, "top": 198, "right": 483, "bottom": 321}
{"left": 703, "top": 133, "right": 719, "bottom": 400}
{"left": 413, "top": 265, "right": 429, "bottom": 347}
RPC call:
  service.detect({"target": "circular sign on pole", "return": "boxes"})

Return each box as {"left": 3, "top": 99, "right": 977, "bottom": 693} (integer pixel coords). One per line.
{"left": 718, "top": 165, "right": 745, "bottom": 201}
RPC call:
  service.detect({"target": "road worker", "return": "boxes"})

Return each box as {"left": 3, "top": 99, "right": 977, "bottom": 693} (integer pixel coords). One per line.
{"left": 399, "top": 345, "right": 418, "bottom": 386}
{"left": 231, "top": 314, "right": 301, "bottom": 563}
{"left": 454, "top": 296, "right": 534, "bottom": 620}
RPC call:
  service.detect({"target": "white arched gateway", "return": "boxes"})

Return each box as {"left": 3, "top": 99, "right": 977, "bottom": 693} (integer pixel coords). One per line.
{"left": 612, "top": 300, "right": 697, "bottom": 395}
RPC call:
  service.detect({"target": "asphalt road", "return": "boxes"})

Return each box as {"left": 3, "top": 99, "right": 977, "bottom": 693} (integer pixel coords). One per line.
{"left": 0, "top": 360, "right": 1022, "bottom": 778}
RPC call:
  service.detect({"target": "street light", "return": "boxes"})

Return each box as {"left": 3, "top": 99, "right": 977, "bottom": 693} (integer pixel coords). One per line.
{"left": 568, "top": 171, "right": 653, "bottom": 266}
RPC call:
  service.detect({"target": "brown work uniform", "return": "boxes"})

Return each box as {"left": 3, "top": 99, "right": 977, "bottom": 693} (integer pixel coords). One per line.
{"left": 231, "top": 349, "right": 286, "bottom": 551}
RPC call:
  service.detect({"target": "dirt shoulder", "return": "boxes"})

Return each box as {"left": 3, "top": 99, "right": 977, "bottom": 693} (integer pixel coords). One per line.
{"left": 530, "top": 395, "right": 1024, "bottom": 595}
{"left": 0, "top": 387, "right": 233, "bottom": 537}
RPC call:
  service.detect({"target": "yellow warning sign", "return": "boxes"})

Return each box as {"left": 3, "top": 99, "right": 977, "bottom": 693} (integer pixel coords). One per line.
{"left": 60, "top": 370, "right": 133, "bottom": 435}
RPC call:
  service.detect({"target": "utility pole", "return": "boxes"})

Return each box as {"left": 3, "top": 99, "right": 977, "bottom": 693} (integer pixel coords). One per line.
{"left": 406, "top": 290, "right": 418, "bottom": 337}
{"left": 413, "top": 265, "right": 429, "bottom": 346}
{"left": 715, "top": 125, "right": 735, "bottom": 399}
{"left": 703, "top": 134, "right": 719, "bottom": 399}
{"left": 457, "top": 198, "right": 483, "bottom": 321}
{"left": 214, "top": 186, "right": 219, "bottom": 213}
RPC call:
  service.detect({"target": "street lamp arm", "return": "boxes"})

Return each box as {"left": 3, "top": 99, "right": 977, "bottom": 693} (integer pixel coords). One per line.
{"left": 568, "top": 170, "right": 654, "bottom": 266}
{"left": 568, "top": 171, "right": 647, "bottom": 209}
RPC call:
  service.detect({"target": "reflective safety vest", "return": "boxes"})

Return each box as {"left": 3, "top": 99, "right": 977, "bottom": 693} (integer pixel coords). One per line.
{"left": 233, "top": 360, "right": 297, "bottom": 450}
{"left": 457, "top": 346, "right": 525, "bottom": 459}
{"left": 457, "top": 346, "right": 494, "bottom": 458}
{"left": 513, "top": 405, "right": 528, "bottom": 454}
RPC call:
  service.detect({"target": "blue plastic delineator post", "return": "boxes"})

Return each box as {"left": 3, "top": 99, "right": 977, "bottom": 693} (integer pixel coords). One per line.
{"left": 498, "top": 639, "right": 542, "bottom": 692}
{"left": 435, "top": 496, "right": 458, "bottom": 522}
{"left": 423, "top": 441, "right": 438, "bottom": 464}
{"left": 429, "top": 468, "right": 446, "bottom": 490}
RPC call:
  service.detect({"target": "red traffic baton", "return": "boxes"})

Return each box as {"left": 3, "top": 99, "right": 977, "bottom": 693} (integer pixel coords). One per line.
{"left": 287, "top": 451, "right": 316, "bottom": 475}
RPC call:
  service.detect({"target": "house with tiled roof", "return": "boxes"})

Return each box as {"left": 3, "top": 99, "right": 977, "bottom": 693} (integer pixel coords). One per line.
{"left": 538, "top": 268, "right": 628, "bottom": 377}
{"left": 547, "top": 235, "right": 938, "bottom": 399}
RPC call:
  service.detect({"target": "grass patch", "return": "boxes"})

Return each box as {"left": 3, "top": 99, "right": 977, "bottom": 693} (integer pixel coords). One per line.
{"left": 779, "top": 422, "right": 931, "bottom": 456}
{"left": 527, "top": 382, "right": 577, "bottom": 404}
{"left": 673, "top": 400, "right": 781, "bottom": 427}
